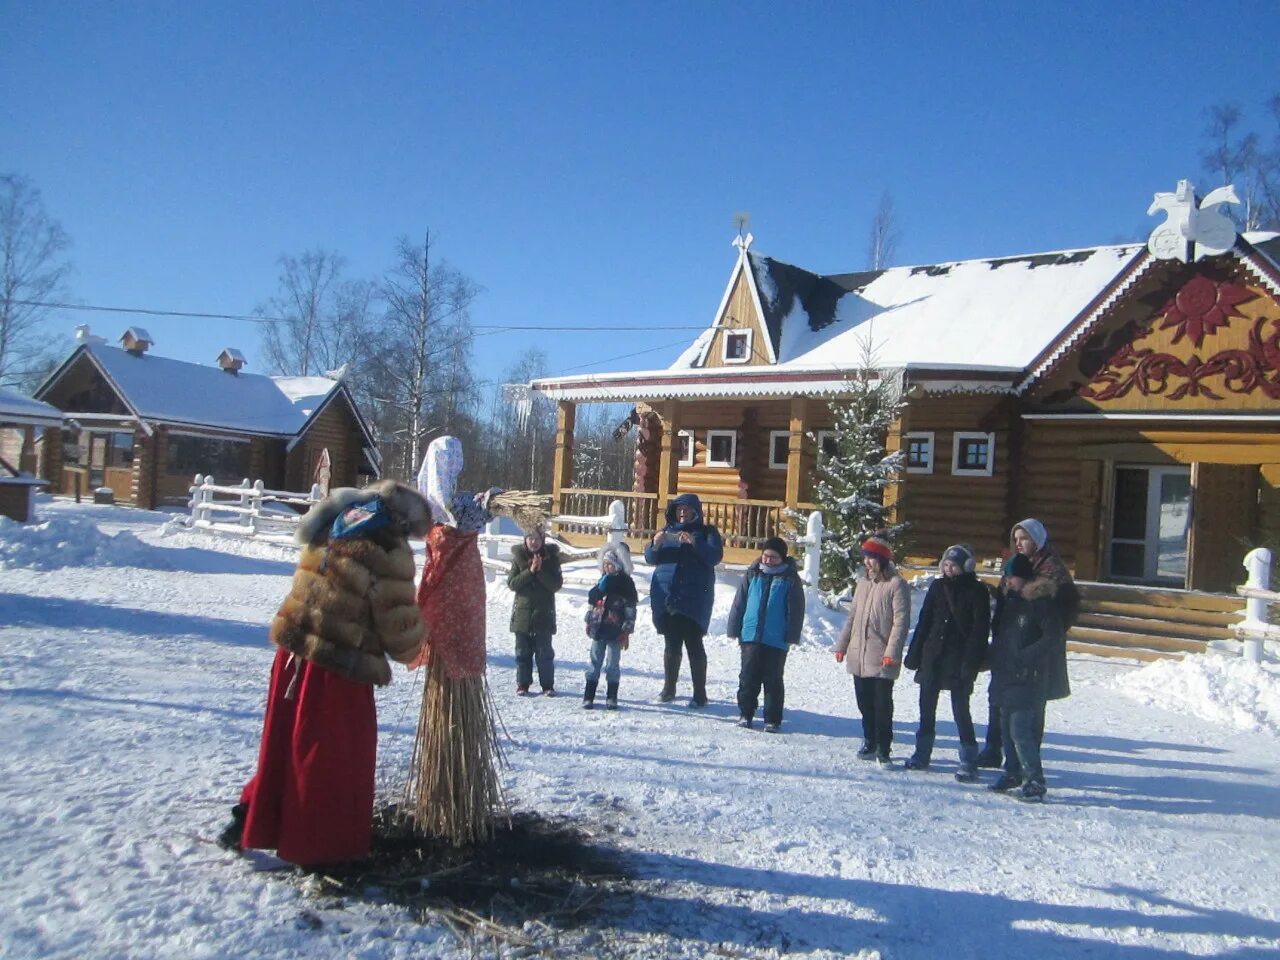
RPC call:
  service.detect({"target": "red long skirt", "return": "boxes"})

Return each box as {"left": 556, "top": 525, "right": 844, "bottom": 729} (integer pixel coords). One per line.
{"left": 239, "top": 648, "right": 376, "bottom": 866}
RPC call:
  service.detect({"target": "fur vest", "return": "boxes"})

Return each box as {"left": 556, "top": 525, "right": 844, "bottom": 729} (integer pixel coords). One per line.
{"left": 268, "top": 481, "right": 430, "bottom": 686}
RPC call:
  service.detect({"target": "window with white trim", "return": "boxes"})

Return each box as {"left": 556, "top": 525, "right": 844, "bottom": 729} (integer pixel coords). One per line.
{"left": 706, "top": 430, "right": 737, "bottom": 467}
{"left": 768, "top": 430, "right": 790, "bottom": 469}
{"left": 676, "top": 429, "right": 694, "bottom": 467}
{"left": 951, "top": 431, "right": 995, "bottom": 477}
{"left": 904, "top": 432, "right": 934, "bottom": 474}
{"left": 722, "top": 329, "right": 752, "bottom": 364}
{"left": 815, "top": 430, "right": 838, "bottom": 466}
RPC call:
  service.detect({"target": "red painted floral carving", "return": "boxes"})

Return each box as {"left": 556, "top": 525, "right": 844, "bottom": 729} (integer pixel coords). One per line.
{"left": 1079, "top": 315, "right": 1280, "bottom": 401}
{"left": 1157, "top": 275, "right": 1255, "bottom": 347}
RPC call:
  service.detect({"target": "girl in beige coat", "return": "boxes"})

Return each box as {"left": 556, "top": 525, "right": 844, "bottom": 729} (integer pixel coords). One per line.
{"left": 834, "top": 535, "right": 911, "bottom": 765}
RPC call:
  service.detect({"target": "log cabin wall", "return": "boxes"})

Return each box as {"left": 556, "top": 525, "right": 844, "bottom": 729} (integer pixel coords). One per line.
{"left": 663, "top": 398, "right": 833, "bottom": 503}
{"left": 893, "top": 392, "right": 1014, "bottom": 566}
{"left": 286, "top": 399, "right": 362, "bottom": 491}
{"left": 1016, "top": 419, "right": 1280, "bottom": 590}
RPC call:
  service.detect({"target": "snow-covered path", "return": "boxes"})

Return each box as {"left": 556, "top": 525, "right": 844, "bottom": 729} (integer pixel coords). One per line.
{"left": 1, "top": 500, "right": 1278, "bottom": 959}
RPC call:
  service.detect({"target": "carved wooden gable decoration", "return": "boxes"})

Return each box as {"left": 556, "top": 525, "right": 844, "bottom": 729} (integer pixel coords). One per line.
{"left": 1029, "top": 253, "right": 1280, "bottom": 412}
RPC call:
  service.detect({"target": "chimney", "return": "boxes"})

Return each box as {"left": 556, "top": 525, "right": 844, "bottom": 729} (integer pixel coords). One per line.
{"left": 120, "top": 327, "right": 154, "bottom": 356}
{"left": 218, "top": 348, "right": 247, "bottom": 374}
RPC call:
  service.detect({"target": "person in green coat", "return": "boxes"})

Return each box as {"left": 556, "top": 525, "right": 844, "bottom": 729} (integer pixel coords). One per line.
{"left": 506, "top": 528, "right": 564, "bottom": 695}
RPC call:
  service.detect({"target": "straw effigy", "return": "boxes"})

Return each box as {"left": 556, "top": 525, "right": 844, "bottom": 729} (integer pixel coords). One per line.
{"left": 402, "top": 487, "right": 549, "bottom": 847}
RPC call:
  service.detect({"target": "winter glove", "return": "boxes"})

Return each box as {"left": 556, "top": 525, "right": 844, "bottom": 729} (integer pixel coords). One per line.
{"left": 881, "top": 655, "right": 895, "bottom": 668}
{"left": 834, "top": 651, "right": 846, "bottom": 663}
{"left": 904, "top": 650, "right": 920, "bottom": 671}
{"left": 620, "top": 633, "right": 630, "bottom": 650}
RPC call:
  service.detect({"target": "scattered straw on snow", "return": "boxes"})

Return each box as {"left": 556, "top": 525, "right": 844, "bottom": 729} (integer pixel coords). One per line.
{"left": 1113, "top": 653, "right": 1280, "bottom": 737}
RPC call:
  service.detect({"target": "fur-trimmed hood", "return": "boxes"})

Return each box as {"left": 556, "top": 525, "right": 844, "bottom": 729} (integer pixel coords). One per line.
{"left": 296, "top": 480, "right": 432, "bottom": 547}
{"left": 1011, "top": 575, "right": 1059, "bottom": 601}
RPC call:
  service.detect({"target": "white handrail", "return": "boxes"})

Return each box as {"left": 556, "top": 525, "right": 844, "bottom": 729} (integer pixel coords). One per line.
{"left": 1235, "top": 547, "right": 1275, "bottom": 664}
{"left": 185, "top": 474, "right": 323, "bottom": 542}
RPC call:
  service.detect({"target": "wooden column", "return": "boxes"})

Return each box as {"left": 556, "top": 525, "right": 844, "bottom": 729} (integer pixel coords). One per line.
{"left": 1074, "top": 459, "right": 1105, "bottom": 581}
{"left": 655, "top": 399, "right": 682, "bottom": 512}
{"left": 551, "top": 400, "right": 576, "bottom": 515}
{"left": 40, "top": 427, "right": 63, "bottom": 493}
{"left": 19, "top": 427, "right": 38, "bottom": 474}
{"left": 784, "top": 396, "right": 810, "bottom": 507}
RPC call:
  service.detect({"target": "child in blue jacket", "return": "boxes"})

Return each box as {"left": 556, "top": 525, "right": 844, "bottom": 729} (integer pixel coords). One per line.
{"left": 727, "top": 537, "right": 805, "bottom": 732}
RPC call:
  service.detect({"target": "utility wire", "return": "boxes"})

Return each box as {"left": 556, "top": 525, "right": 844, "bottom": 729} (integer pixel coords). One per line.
{"left": 14, "top": 299, "right": 703, "bottom": 331}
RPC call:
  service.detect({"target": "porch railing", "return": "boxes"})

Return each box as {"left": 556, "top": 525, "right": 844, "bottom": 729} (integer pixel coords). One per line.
{"left": 557, "top": 489, "right": 660, "bottom": 541}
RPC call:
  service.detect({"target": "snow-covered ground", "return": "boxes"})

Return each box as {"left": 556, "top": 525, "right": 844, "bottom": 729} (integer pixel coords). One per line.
{"left": 2, "top": 498, "right": 1279, "bottom": 959}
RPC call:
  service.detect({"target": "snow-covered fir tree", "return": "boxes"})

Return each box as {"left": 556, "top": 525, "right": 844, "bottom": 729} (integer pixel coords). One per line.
{"left": 812, "top": 339, "right": 907, "bottom": 589}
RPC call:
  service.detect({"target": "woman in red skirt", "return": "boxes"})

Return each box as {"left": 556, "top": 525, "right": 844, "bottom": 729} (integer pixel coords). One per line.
{"left": 221, "top": 479, "right": 430, "bottom": 867}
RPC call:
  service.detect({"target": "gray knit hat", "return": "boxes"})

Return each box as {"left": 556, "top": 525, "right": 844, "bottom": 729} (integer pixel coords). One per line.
{"left": 599, "top": 541, "right": 633, "bottom": 575}
{"left": 940, "top": 543, "right": 976, "bottom": 574}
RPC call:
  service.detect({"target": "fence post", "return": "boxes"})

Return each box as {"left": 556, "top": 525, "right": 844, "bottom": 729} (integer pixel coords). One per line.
{"left": 607, "top": 499, "right": 627, "bottom": 548}
{"left": 308, "top": 483, "right": 324, "bottom": 504}
{"left": 801, "top": 510, "right": 824, "bottom": 606}
{"left": 485, "top": 516, "right": 501, "bottom": 561}
{"left": 189, "top": 474, "right": 204, "bottom": 524}
{"left": 1241, "top": 547, "right": 1272, "bottom": 664}
{"left": 249, "top": 479, "right": 265, "bottom": 535}
{"left": 238, "top": 478, "right": 253, "bottom": 531}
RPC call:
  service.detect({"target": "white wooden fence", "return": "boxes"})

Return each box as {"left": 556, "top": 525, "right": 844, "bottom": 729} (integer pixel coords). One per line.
{"left": 184, "top": 475, "right": 323, "bottom": 542}
{"left": 1234, "top": 547, "right": 1278, "bottom": 664}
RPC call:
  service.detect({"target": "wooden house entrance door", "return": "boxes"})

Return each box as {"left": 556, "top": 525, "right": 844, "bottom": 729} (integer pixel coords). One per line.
{"left": 1106, "top": 465, "right": 1192, "bottom": 587}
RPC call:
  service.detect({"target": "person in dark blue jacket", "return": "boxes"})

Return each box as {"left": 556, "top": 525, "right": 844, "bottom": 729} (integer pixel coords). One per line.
{"left": 726, "top": 537, "right": 805, "bottom": 732}
{"left": 644, "top": 493, "right": 724, "bottom": 707}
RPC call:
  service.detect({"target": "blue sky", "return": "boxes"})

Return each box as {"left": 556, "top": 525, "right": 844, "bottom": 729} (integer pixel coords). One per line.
{"left": 3, "top": 1, "right": 1278, "bottom": 391}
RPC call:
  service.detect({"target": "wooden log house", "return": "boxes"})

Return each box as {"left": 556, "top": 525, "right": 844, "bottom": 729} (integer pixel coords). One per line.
{"left": 532, "top": 184, "right": 1280, "bottom": 632}
{"left": 31, "top": 327, "right": 380, "bottom": 508}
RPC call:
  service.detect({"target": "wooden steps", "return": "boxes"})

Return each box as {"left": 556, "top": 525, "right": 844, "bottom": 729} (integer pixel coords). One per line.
{"left": 1066, "top": 580, "right": 1243, "bottom": 661}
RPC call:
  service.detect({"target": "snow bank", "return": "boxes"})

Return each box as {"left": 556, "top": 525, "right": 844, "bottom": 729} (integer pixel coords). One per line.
{"left": 1113, "top": 653, "right": 1280, "bottom": 736}
{"left": 0, "top": 514, "right": 156, "bottom": 570}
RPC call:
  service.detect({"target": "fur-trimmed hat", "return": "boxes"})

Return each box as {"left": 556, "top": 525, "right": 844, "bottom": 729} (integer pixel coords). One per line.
{"left": 761, "top": 536, "right": 788, "bottom": 558}
{"left": 861, "top": 535, "right": 893, "bottom": 564}
{"left": 295, "top": 480, "right": 430, "bottom": 547}
{"left": 599, "top": 541, "right": 633, "bottom": 575}
{"left": 940, "top": 543, "right": 976, "bottom": 574}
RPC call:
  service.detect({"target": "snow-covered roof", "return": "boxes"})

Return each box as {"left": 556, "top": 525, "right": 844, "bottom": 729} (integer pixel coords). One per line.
{"left": 729, "top": 243, "right": 1146, "bottom": 372}
{"left": 0, "top": 386, "right": 64, "bottom": 427}
{"left": 60, "top": 344, "right": 344, "bottom": 436}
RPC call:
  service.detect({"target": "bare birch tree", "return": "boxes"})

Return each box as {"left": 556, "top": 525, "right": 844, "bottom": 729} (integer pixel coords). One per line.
{"left": 0, "top": 174, "right": 72, "bottom": 388}
{"left": 866, "top": 190, "right": 901, "bottom": 270}
{"left": 368, "top": 233, "right": 479, "bottom": 478}
{"left": 1200, "top": 98, "right": 1280, "bottom": 231}
{"left": 258, "top": 249, "right": 360, "bottom": 376}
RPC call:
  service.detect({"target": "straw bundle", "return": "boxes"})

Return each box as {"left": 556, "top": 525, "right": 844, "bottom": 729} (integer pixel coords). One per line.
{"left": 489, "top": 490, "right": 552, "bottom": 534}
{"left": 403, "top": 658, "right": 508, "bottom": 846}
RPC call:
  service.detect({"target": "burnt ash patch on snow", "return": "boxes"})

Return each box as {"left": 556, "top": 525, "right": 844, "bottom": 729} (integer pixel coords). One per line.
{"left": 306, "top": 807, "right": 633, "bottom": 935}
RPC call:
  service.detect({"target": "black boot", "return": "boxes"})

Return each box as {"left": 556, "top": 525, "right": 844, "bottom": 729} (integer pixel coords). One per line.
{"left": 976, "top": 745, "right": 1003, "bottom": 768}
{"left": 582, "top": 677, "right": 598, "bottom": 709}
{"left": 688, "top": 654, "right": 708, "bottom": 707}
{"left": 905, "top": 733, "right": 934, "bottom": 770}
{"left": 217, "top": 802, "right": 247, "bottom": 851}
{"left": 660, "top": 649, "right": 680, "bottom": 702}
{"left": 605, "top": 681, "right": 619, "bottom": 710}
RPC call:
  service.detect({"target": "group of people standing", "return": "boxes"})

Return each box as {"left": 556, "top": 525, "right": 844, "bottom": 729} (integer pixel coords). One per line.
{"left": 504, "top": 490, "right": 1074, "bottom": 805}
{"left": 837, "top": 520, "right": 1075, "bottom": 803}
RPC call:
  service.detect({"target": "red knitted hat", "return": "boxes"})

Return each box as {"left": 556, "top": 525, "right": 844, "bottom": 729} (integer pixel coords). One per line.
{"left": 861, "top": 535, "right": 893, "bottom": 563}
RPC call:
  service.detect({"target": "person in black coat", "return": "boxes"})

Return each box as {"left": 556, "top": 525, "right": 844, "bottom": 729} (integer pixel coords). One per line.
{"left": 986, "top": 553, "right": 1066, "bottom": 803}
{"left": 903, "top": 544, "right": 991, "bottom": 780}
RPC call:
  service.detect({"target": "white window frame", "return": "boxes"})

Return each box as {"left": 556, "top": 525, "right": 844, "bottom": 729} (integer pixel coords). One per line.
{"left": 768, "top": 430, "right": 790, "bottom": 470}
{"left": 705, "top": 430, "right": 737, "bottom": 467}
{"left": 904, "top": 431, "right": 935, "bottom": 475}
{"left": 951, "top": 431, "right": 995, "bottom": 477}
{"left": 815, "top": 430, "right": 837, "bottom": 466}
{"left": 721, "top": 329, "right": 753, "bottom": 364}
{"left": 676, "top": 429, "right": 695, "bottom": 467}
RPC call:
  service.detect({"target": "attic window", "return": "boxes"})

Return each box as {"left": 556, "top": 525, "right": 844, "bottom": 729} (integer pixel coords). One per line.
{"left": 905, "top": 432, "right": 934, "bottom": 474}
{"left": 722, "top": 329, "right": 752, "bottom": 364}
{"left": 952, "top": 432, "right": 995, "bottom": 477}
{"left": 706, "top": 430, "right": 736, "bottom": 467}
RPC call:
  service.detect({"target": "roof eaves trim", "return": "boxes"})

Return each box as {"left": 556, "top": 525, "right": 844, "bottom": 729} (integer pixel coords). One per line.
{"left": 1015, "top": 248, "right": 1153, "bottom": 396}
